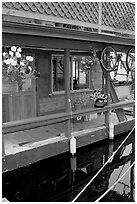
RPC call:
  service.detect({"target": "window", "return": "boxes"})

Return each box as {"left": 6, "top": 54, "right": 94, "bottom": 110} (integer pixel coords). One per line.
{"left": 52, "top": 55, "right": 65, "bottom": 92}
{"left": 51, "top": 55, "right": 90, "bottom": 92}
{"left": 72, "top": 56, "right": 90, "bottom": 90}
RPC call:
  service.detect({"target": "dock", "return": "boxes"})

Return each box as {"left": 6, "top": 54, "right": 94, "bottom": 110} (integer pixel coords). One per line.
{"left": 3, "top": 100, "right": 135, "bottom": 173}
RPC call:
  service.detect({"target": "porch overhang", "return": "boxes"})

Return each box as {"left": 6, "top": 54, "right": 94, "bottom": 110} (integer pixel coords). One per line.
{"left": 2, "top": 21, "right": 135, "bottom": 48}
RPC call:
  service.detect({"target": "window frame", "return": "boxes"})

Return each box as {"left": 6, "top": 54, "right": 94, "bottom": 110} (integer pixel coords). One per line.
{"left": 50, "top": 54, "right": 91, "bottom": 95}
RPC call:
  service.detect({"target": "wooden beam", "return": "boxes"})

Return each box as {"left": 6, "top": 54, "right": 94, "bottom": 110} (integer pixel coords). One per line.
{"left": 109, "top": 80, "right": 126, "bottom": 122}
{"left": 105, "top": 71, "right": 110, "bottom": 125}
{"left": 2, "top": 22, "right": 135, "bottom": 47}
{"left": 64, "top": 49, "right": 71, "bottom": 138}
{"left": 2, "top": 133, "right": 5, "bottom": 156}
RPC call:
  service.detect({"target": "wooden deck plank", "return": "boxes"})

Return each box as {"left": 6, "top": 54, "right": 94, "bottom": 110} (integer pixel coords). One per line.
{"left": 3, "top": 113, "right": 132, "bottom": 155}
{"left": 3, "top": 117, "right": 135, "bottom": 173}
{"left": 4, "top": 130, "right": 33, "bottom": 144}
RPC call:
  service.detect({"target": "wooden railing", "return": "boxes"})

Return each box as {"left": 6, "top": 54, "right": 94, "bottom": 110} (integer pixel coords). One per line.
{"left": 2, "top": 100, "right": 135, "bottom": 156}
{"left": 3, "top": 100, "right": 135, "bottom": 134}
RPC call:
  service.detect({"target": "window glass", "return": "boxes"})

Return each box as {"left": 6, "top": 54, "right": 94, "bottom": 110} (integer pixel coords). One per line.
{"left": 52, "top": 55, "right": 64, "bottom": 92}
{"left": 52, "top": 55, "right": 90, "bottom": 92}
{"left": 72, "top": 56, "right": 90, "bottom": 90}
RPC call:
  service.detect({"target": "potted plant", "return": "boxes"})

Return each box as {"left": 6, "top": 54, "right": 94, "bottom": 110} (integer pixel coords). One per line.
{"left": 90, "top": 90, "right": 108, "bottom": 108}
{"left": 80, "top": 51, "right": 99, "bottom": 72}
{"left": 2, "top": 46, "right": 40, "bottom": 91}
{"left": 81, "top": 56, "right": 94, "bottom": 72}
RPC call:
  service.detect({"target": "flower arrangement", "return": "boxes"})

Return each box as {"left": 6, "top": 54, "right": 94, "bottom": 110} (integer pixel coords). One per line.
{"left": 90, "top": 90, "right": 108, "bottom": 102}
{"left": 80, "top": 51, "right": 99, "bottom": 72}
{"left": 81, "top": 56, "right": 94, "bottom": 72}
{"left": 90, "top": 89, "right": 108, "bottom": 107}
{"left": 2, "top": 46, "right": 40, "bottom": 90}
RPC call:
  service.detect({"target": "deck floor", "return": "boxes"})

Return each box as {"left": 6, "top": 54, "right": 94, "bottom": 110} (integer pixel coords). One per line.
{"left": 4, "top": 112, "right": 133, "bottom": 156}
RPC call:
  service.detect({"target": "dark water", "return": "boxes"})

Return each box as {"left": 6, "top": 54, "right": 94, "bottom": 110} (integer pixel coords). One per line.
{"left": 2, "top": 130, "right": 135, "bottom": 202}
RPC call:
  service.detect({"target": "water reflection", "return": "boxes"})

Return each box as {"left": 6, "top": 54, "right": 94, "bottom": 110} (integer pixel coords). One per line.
{"left": 2, "top": 131, "right": 135, "bottom": 202}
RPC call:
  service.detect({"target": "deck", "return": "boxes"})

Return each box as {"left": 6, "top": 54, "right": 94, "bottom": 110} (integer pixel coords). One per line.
{"left": 3, "top": 106, "right": 134, "bottom": 173}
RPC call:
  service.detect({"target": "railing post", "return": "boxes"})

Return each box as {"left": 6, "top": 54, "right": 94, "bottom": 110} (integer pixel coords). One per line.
{"left": 133, "top": 104, "right": 135, "bottom": 118}
{"left": 105, "top": 71, "right": 110, "bottom": 126}
{"left": 2, "top": 132, "right": 5, "bottom": 156}
{"left": 133, "top": 87, "right": 135, "bottom": 118}
{"left": 64, "top": 48, "right": 71, "bottom": 138}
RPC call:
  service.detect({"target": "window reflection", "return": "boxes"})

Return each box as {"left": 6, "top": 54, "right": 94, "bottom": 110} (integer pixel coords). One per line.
{"left": 52, "top": 55, "right": 90, "bottom": 92}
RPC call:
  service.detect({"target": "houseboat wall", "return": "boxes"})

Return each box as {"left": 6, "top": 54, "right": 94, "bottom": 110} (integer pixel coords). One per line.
{"left": 3, "top": 31, "right": 134, "bottom": 121}
{"left": 2, "top": 33, "right": 107, "bottom": 119}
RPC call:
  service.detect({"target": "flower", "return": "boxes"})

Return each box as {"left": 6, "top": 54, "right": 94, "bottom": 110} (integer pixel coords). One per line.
{"left": 3, "top": 52, "right": 7, "bottom": 57}
{"left": 90, "top": 90, "right": 108, "bottom": 102}
{"left": 20, "top": 61, "right": 25, "bottom": 66}
{"left": 4, "top": 59, "right": 11, "bottom": 65}
{"left": 10, "top": 59, "right": 17, "bottom": 66}
{"left": 26, "top": 56, "right": 33, "bottom": 62}
{"left": 9, "top": 51, "right": 14, "bottom": 57}
{"left": 11, "top": 46, "right": 17, "bottom": 52}
{"left": 2, "top": 46, "right": 40, "bottom": 87}
{"left": 17, "top": 47, "right": 22, "bottom": 52}
{"left": 16, "top": 52, "right": 21, "bottom": 58}
{"left": 81, "top": 56, "right": 94, "bottom": 72}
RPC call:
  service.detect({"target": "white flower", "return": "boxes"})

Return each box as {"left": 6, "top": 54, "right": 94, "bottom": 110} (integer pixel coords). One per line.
{"left": 9, "top": 51, "right": 14, "bottom": 57}
{"left": 17, "top": 47, "right": 22, "bottom": 53}
{"left": 29, "top": 56, "right": 33, "bottom": 62}
{"left": 10, "top": 59, "right": 17, "bottom": 66}
{"left": 11, "top": 46, "right": 17, "bottom": 52}
{"left": 3, "top": 52, "right": 6, "bottom": 57}
{"left": 4, "top": 59, "right": 11, "bottom": 65}
{"left": 26, "top": 56, "right": 29, "bottom": 61}
{"left": 26, "top": 56, "right": 33, "bottom": 62}
{"left": 28, "top": 66, "right": 32, "bottom": 72}
{"left": 20, "top": 61, "right": 25, "bottom": 66}
{"left": 16, "top": 52, "right": 21, "bottom": 58}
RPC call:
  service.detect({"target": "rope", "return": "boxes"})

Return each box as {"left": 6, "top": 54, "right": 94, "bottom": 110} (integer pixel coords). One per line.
{"left": 95, "top": 161, "right": 135, "bottom": 202}
{"left": 72, "top": 126, "right": 135, "bottom": 202}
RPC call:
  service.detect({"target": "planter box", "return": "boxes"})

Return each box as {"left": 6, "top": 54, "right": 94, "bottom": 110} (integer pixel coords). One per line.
{"left": 2, "top": 81, "right": 18, "bottom": 93}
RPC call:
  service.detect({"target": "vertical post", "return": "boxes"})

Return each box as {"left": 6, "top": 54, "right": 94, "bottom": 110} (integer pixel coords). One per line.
{"left": 77, "top": 61, "right": 80, "bottom": 88}
{"left": 133, "top": 104, "right": 135, "bottom": 118}
{"left": 102, "top": 71, "right": 105, "bottom": 91}
{"left": 64, "top": 49, "right": 71, "bottom": 138}
{"left": 105, "top": 71, "right": 110, "bottom": 126}
{"left": 98, "top": 2, "right": 102, "bottom": 33}
{"left": 133, "top": 85, "right": 135, "bottom": 118}
{"left": 89, "top": 64, "right": 92, "bottom": 89}
{"left": 130, "top": 140, "right": 135, "bottom": 200}
{"left": 70, "top": 57, "right": 73, "bottom": 90}
{"left": 2, "top": 133, "right": 5, "bottom": 156}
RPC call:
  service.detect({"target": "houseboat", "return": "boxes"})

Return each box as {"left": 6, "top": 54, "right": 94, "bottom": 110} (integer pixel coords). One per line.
{"left": 2, "top": 2, "right": 135, "bottom": 173}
